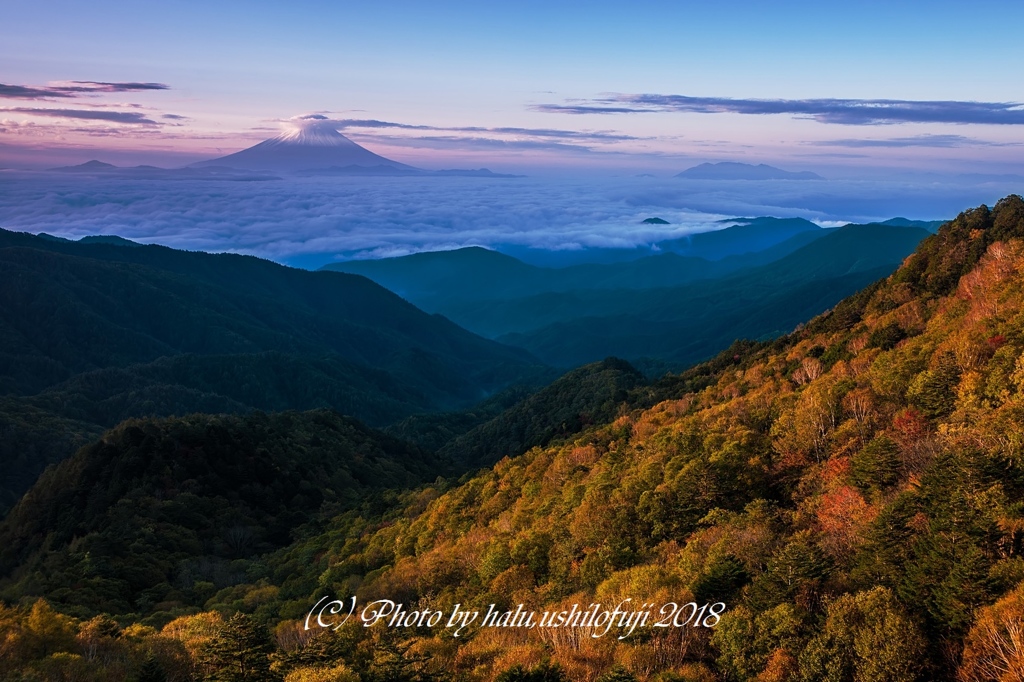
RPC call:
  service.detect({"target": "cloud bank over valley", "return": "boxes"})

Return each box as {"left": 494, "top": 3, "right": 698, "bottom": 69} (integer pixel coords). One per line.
{"left": 1, "top": 172, "right": 1021, "bottom": 269}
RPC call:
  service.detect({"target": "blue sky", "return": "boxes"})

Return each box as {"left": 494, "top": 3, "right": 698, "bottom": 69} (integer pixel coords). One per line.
{"left": 3, "top": 0, "right": 1024, "bottom": 174}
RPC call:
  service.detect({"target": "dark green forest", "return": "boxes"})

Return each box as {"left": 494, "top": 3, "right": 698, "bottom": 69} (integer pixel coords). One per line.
{"left": 0, "top": 410, "right": 442, "bottom": 617}
{"left": 0, "top": 229, "right": 549, "bottom": 510}
{"left": 0, "top": 359, "right": 648, "bottom": 622}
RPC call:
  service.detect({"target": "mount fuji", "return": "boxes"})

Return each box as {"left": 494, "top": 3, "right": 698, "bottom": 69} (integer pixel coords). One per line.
{"left": 191, "top": 115, "right": 419, "bottom": 174}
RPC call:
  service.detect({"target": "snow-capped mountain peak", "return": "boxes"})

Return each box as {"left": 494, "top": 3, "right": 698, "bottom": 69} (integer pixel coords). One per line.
{"left": 191, "top": 114, "right": 417, "bottom": 172}
{"left": 272, "top": 115, "right": 359, "bottom": 147}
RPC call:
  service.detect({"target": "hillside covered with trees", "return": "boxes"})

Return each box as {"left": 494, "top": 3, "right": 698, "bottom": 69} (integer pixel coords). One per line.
{"left": 0, "top": 410, "right": 444, "bottom": 618}
{"left": 3, "top": 197, "right": 1024, "bottom": 680}
{"left": 0, "top": 229, "right": 548, "bottom": 511}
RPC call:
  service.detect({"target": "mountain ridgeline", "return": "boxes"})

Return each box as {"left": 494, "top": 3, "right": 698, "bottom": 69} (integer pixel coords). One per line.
{"left": 326, "top": 217, "right": 831, "bottom": 307}
{"left": 325, "top": 218, "right": 932, "bottom": 368}
{"left": 435, "top": 357, "right": 645, "bottom": 468}
{"left": 0, "top": 229, "right": 548, "bottom": 510}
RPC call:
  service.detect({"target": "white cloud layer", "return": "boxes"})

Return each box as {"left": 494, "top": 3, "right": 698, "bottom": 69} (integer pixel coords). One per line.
{"left": 0, "top": 173, "right": 1020, "bottom": 268}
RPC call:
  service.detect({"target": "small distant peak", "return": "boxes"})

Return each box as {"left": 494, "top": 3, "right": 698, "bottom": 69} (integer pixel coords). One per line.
{"left": 78, "top": 235, "right": 142, "bottom": 247}
{"left": 642, "top": 217, "right": 670, "bottom": 225}
{"left": 432, "top": 168, "right": 525, "bottom": 178}
{"left": 676, "top": 162, "right": 824, "bottom": 181}
{"left": 878, "top": 217, "right": 948, "bottom": 232}
{"left": 35, "top": 232, "right": 74, "bottom": 243}
{"left": 49, "top": 160, "right": 117, "bottom": 172}
{"left": 414, "top": 246, "right": 518, "bottom": 261}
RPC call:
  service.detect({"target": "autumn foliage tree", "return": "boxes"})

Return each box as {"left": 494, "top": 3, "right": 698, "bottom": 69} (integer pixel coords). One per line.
{"left": 959, "top": 582, "right": 1024, "bottom": 682}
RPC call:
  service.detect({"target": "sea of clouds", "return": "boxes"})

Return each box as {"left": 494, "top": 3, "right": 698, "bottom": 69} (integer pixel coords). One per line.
{"left": 0, "top": 172, "right": 1018, "bottom": 268}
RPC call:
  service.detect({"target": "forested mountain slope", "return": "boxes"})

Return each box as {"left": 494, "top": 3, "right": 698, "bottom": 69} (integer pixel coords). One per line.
{"left": 0, "top": 229, "right": 547, "bottom": 510}
{"left": 0, "top": 410, "right": 442, "bottom": 617}
{"left": 500, "top": 223, "right": 929, "bottom": 367}
{"left": 0, "top": 359, "right": 649, "bottom": 622}
{"left": 0, "top": 228, "right": 540, "bottom": 400}
{"left": 240, "top": 195, "right": 1024, "bottom": 681}
{"left": 435, "top": 357, "right": 645, "bottom": 468}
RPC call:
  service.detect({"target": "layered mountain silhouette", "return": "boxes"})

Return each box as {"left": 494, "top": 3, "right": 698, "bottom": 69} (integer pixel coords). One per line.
{"left": 498, "top": 222, "right": 928, "bottom": 367}
{"left": 325, "top": 218, "right": 929, "bottom": 367}
{"left": 0, "top": 228, "right": 547, "bottom": 510}
{"left": 663, "top": 216, "right": 824, "bottom": 259}
{"left": 325, "top": 217, "right": 830, "bottom": 303}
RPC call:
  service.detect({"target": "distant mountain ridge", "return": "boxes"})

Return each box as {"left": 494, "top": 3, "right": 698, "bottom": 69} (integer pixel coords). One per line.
{"left": 47, "top": 117, "right": 525, "bottom": 178}
{"left": 324, "top": 216, "right": 831, "bottom": 303}
{"left": 664, "top": 216, "right": 823, "bottom": 259}
{"left": 49, "top": 158, "right": 524, "bottom": 179}
{"left": 49, "top": 159, "right": 117, "bottom": 172}
{"left": 497, "top": 222, "right": 930, "bottom": 367}
{"left": 879, "top": 217, "right": 947, "bottom": 232}
{"left": 48, "top": 160, "right": 280, "bottom": 181}
{"left": 676, "top": 162, "right": 825, "bottom": 180}
{"left": 325, "top": 219, "right": 930, "bottom": 368}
